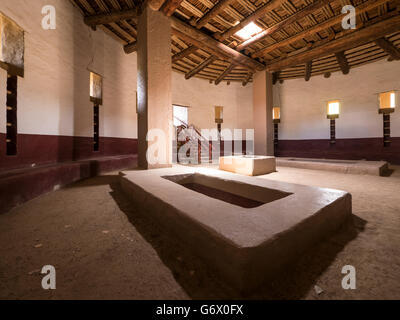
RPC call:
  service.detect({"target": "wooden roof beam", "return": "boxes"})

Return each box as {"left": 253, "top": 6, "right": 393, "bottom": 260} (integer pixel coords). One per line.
{"left": 171, "top": 17, "right": 265, "bottom": 72}
{"left": 185, "top": 55, "right": 218, "bottom": 79}
{"left": 252, "top": 0, "right": 392, "bottom": 59}
{"left": 335, "top": 51, "right": 350, "bottom": 74}
{"left": 172, "top": 45, "right": 198, "bottom": 63}
{"left": 375, "top": 37, "right": 400, "bottom": 60}
{"left": 304, "top": 61, "right": 312, "bottom": 81}
{"left": 84, "top": 9, "right": 138, "bottom": 27}
{"left": 215, "top": 63, "right": 236, "bottom": 85}
{"left": 196, "top": 0, "right": 237, "bottom": 30}
{"left": 242, "top": 72, "right": 252, "bottom": 86}
{"left": 236, "top": 0, "right": 336, "bottom": 51}
{"left": 265, "top": 13, "right": 400, "bottom": 72}
{"left": 216, "top": 0, "right": 287, "bottom": 41}
{"left": 161, "top": 0, "right": 185, "bottom": 17}
{"left": 124, "top": 41, "right": 137, "bottom": 54}
{"left": 148, "top": 0, "right": 168, "bottom": 11}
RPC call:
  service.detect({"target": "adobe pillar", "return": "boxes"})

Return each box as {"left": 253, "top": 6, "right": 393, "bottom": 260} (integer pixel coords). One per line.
{"left": 137, "top": 5, "right": 172, "bottom": 169}
{"left": 253, "top": 71, "right": 274, "bottom": 156}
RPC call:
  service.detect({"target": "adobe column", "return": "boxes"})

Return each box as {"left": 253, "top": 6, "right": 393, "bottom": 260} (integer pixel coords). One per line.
{"left": 137, "top": 5, "right": 172, "bottom": 169}
{"left": 252, "top": 71, "right": 274, "bottom": 156}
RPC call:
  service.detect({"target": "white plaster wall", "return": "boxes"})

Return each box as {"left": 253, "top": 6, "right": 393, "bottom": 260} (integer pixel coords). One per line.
{"left": 172, "top": 72, "right": 253, "bottom": 137}
{"left": 276, "top": 59, "right": 400, "bottom": 140}
{"left": 0, "top": 0, "right": 138, "bottom": 138}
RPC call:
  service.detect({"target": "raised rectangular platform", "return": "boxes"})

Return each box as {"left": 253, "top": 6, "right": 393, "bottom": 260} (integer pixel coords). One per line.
{"left": 219, "top": 155, "right": 276, "bottom": 176}
{"left": 277, "top": 157, "right": 389, "bottom": 176}
{"left": 120, "top": 166, "right": 352, "bottom": 292}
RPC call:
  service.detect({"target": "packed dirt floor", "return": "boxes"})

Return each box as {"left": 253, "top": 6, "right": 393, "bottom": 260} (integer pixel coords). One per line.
{"left": 1, "top": 165, "right": 399, "bottom": 300}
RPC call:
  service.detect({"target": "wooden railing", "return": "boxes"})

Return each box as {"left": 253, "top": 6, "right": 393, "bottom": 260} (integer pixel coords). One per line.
{"left": 175, "top": 117, "right": 214, "bottom": 163}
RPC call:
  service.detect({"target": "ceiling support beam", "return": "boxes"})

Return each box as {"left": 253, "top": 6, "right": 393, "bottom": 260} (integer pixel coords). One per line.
{"left": 185, "top": 55, "right": 217, "bottom": 79}
{"left": 124, "top": 41, "right": 138, "bottom": 54}
{"left": 242, "top": 72, "right": 252, "bottom": 86}
{"left": 252, "top": 0, "right": 391, "bottom": 59}
{"left": 161, "top": 0, "right": 185, "bottom": 17}
{"left": 196, "top": 0, "right": 237, "bottom": 30}
{"left": 170, "top": 17, "right": 265, "bottom": 72}
{"left": 215, "top": 63, "right": 236, "bottom": 85}
{"left": 148, "top": 0, "right": 168, "bottom": 11}
{"left": 375, "top": 37, "right": 400, "bottom": 60}
{"left": 216, "top": 0, "right": 287, "bottom": 41}
{"left": 265, "top": 12, "right": 400, "bottom": 72}
{"left": 305, "top": 61, "right": 312, "bottom": 81}
{"left": 84, "top": 9, "right": 138, "bottom": 27}
{"left": 335, "top": 51, "right": 350, "bottom": 74}
{"left": 272, "top": 72, "right": 280, "bottom": 85}
{"left": 236, "top": 0, "right": 335, "bottom": 51}
{"left": 172, "top": 45, "right": 198, "bottom": 63}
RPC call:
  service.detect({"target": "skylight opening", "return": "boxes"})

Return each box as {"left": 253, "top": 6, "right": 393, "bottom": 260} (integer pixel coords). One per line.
{"left": 234, "top": 22, "right": 262, "bottom": 40}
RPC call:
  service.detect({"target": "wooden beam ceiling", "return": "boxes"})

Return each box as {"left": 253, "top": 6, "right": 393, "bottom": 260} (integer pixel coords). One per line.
{"left": 215, "top": 63, "right": 236, "bottom": 85}
{"left": 170, "top": 17, "right": 265, "bottom": 72}
{"left": 124, "top": 41, "right": 137, "bottom": 54}
{"left": 84, "top": 9, "right": 138, "bottom": 27}
{"left": 185, "top": 55, "right": 218, "bottom": 79}
{"left": 242, "top": 72, "right": 252, "bottom": 87}
{"left": 216, "top": 0, "right": 287, "bottom": 41}
{"left": 195, "top": 0, "right": 237, "bottom": 30}
{"left": 252, "top": 0, "right": 392, "bottom": 59}
{"left": 72, "top": 0, "right": 400, "bottom": 83}
{"left": 172, "top": 45, "right": 198, "bottom": 62}
{"left": 304, "top": 61, "right": 312, "bottom": 81}
{"left": 375, "top": 37, "right": 400, "bottom": 60}
{"left": 161, "top": 0, "right": 185, "bottom": 17}
{"left": 236, "top": 0, "right": 336, "bottom": 51}
{"left": 335, "top": 51, "right": 350, "bottom": 75}
{"left": 266, "top": 12, "right": 400, "bottom": 72}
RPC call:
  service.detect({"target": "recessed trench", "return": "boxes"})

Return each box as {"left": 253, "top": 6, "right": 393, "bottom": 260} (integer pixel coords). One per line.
{"left": 163, "top": 173, "right": 292, "bottom": 209}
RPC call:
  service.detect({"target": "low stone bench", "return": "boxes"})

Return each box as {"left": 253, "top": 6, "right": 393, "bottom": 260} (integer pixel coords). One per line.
{"left": 0, "top": 155, "right": 137, "bottom": 214}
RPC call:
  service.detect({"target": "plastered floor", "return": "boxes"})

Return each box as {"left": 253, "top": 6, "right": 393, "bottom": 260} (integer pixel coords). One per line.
{"left": 0, "top": 166, "right": 399, "bottom": 300}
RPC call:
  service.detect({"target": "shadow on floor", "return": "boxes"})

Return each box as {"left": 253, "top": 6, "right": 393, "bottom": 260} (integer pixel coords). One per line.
{"left": 109, "top": 179, "right": 366, "bottom": 299}
{"left": 66, "top": 167, "right": 142, "bottom": 188}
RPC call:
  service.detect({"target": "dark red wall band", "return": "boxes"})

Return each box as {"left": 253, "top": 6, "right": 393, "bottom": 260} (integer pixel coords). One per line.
{"left": 275, "top": 137, "right": 400, "bottom": 164}
{"left": 2, "top": 134, "right": 399, "bottom": 172}
{"left": 0, "top": 133, "right": 138, "bottom": 172}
